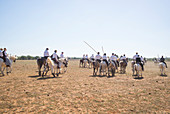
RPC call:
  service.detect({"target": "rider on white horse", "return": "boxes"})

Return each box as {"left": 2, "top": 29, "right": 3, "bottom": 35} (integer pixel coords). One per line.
{"left": 52, "top": 50, "right": 59, "bottom": 67}
{"left": 95, "top": 52, "right": 102, "bottom": 63}
{"left": 102, "top": 53, "right": 108, "bottom": 66}
{"left": 160, "top": 56, "right": 168, "bottom": 68}
{"left": 110, "top": 53, "right": 118, "bottom": 69}
{"left": 90, "top": 54, "right": 95, "bottom": 61}
{"left": 60, "top": 52, "right": 64, "bottom": 58}
{"left": 44, "top": 48, "right": 50, "bottom": 59}
{"left": 60, "top": 52, "right": 68, "bottom": 67}
{"left": 85, "top": 54, "right": 89, "bottom": 63}
{"left": 120, "top": 54, "right": 127, "bottom": 66}
{"left": 1, "top": 48, "right": 11, "bottom": 67}
{"left": 135, "top": 55, "right": 144, "bottom": 71}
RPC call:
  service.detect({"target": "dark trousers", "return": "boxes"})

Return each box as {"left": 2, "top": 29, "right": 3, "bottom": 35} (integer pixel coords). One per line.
{"left": 123, "top": 59, "right": 127, "bottom": 66}
{"left": 112, "top": 60, "right": 118, "bottom": 69}
{"left": 96, "top": 59, "right": 101, "bottom": 63}
{"left": 162, "top": 62, "right": 168, "bottom": 68}
{"left": 103, "top": 59, "right": 108, "bottom": 66}
{"left": 52, "top": 58, "right": 59, "bottom": 64}
{"left": 137, "top": 62, "right": 144, "bottom": 71}
{"left": 44, "top": 56, "right": 49, "bottom": 59}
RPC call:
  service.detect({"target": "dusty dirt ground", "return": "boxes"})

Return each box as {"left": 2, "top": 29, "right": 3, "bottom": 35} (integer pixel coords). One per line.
{"left": 0, "top": 60, "right": 169, "bottom": 113}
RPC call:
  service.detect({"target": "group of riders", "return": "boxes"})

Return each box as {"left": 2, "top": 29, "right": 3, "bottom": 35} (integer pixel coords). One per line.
{"left": 81, "top": 52, "right": 168, "bottom": 70}
{"left": 43, "top": 48, "right": 67, "bottom": 67}
{"left": 81, "top": 52, "right": 128, "bottom": 69}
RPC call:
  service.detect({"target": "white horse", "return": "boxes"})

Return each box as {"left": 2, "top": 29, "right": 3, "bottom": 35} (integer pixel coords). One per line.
{"left": 99, "top": 61, "right": 108, "bottom": 76}
{"left": 159, "top": 62, "right": 166, "bottom": 75}
{"left": 0, "top": 56, "right": 17, "bottom": 76}
{"left": 46, "top": 58, "right": 60, "bottom": 77}
{"left": 58, "top": 58, "right": 68, "bottom": 74}
{"left": 133, "top": 63, "right": 142, "bottom": 77}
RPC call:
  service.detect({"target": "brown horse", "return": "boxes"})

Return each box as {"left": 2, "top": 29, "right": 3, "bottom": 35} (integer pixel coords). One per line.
{"left": 108, "top": 61, "right": 116, "bottom": 76}
{"left": 93, "top": 61, "right": 100, "bottom": 75}
{"left": 119, "top": 58, "right": 128, "bottom": 74}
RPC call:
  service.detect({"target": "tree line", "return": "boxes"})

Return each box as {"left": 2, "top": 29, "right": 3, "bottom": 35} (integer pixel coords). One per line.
{"left": 17, "top": 55, "right": 40, "bottom": 60}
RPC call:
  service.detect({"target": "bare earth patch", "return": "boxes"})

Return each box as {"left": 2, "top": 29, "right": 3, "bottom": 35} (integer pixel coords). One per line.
{"left": 0, "top": 60, "right": 169, "bottom": 113}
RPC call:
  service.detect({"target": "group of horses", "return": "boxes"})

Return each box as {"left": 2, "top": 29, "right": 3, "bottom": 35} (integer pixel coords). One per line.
{"left": 0, "top": 56, "right": 167, "bottom": 78}
{"left": 37, "top": 57, "right": 68, "bottom": 77}
{"left": 79, "top": 58, "right": 167, "bottom": 78}
{"left": 79, "top": 58, "right": 129, "bottom": 77}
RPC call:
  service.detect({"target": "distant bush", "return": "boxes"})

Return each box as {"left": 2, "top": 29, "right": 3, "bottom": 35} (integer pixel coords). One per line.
{"left": 17, "top": 55, "right": 40, "bottom": 60}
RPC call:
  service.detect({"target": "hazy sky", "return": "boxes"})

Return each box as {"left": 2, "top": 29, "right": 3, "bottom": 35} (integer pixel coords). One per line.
{"left": 0, "top": 0, "right": 170, "bottom": 58}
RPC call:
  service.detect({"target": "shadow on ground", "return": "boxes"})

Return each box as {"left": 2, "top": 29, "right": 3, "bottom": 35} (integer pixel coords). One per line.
{"left": 160, "top": 74, "right": 168, "bottom": 77}
{"left": 28, "top": 75, "right": 41, "bottom": 78}
{"left": 37, "top": 76, "right": 61, "bottom": 80}
{"left": 89, "top": 75, "right": 115, "bottom": 78}
{"left": 133, "top": 76, "right": 144, "bottom": 80}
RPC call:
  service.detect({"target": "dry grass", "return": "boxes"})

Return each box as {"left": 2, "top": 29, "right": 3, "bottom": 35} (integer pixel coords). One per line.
{"left": 0, "top": 60, "right": 169, "bottom": 113}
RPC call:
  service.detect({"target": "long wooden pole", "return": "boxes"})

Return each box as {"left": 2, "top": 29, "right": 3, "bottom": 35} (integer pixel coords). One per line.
{"left": 84, "top": 41, "right": 97, "bottom": 53}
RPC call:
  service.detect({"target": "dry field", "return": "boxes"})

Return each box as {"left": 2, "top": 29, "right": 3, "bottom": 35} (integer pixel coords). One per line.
{"left": 0, "top": 60, "right": 169, "bottom": 113}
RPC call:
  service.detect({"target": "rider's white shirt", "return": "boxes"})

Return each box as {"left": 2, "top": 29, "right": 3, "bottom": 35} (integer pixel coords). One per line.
{"left": 141, "top": 57, "right": 144, "bottom": 61}
{"left": 0, "top": 50, "right": 3, "bottom": 57}
{"left": 110, "top": 55, "right": 117, "bottom": 61}
{"left": 60, "top": 54, "right": 64, "bottom": 58}
{"left": 95, "top": 54, "right": 102, "bottom": 60}
{"left": 44, "top": 50, "right": 49, "bottom": 57}
{"left": 52, "top": 53, "right": 58, "bottom": 60}
{"left": 90, "top": 55, "right": 94, "bottom": 59}
{"left": 102, "top": 55, "right": 107, "bottom": 60}
{"left": 85, "top": 56, "right": 88, "bottom": 59}
{"left": 133, "top": 54, "right": 138, "bottom": 60}
{"left": 120, "top": 56, "right": 126, "bottom": 60}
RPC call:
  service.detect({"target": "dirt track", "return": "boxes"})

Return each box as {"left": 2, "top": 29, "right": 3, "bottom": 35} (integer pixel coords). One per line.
{"left": 0, "top": 60, "right": 169, "bottom": 113}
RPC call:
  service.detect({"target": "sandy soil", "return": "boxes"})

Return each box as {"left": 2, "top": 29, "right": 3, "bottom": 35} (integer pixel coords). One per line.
{"left": 0, "top": 60, "right": 169, "bottom": 113}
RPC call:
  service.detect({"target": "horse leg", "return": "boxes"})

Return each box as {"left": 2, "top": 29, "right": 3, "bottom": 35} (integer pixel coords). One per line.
{"left": 99, "top": 66, "right": 102, "bottom": 75}
{"left": 38, "top": 64, "right": 42, "bottom": 76}
{"left": 6, "top": 67, "right": 8, "bottom": 75}
{"left": 108, "top": 68, "right": 110, "bottom": 76}
{"left": 0, "top": 67, "right": 4, "bottom": 76}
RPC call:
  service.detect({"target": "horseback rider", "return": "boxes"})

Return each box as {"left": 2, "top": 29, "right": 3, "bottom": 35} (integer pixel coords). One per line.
{"left": 85, "top": 54, "right": 89, "bottom": 63}
{"left": 120, "top": 54, "right": 127, "bottom": 66}
{"left": 136, "top": 55, "right": 144, "bottom": 71}
{"left": 95, "top": 52, "right": 102, "bottom": 63}
{"left": 90, "top": 54, "right": 95, "bottom": 61}
{"left": 60, "top": 52, "right": 64, "bottom": 58}
{"left": 110, "top": 53, "right": 118, "bottom": 69}
{"left": 133, "top": 52, "right": 139, "bottom": 61}
{"left": 0, "top": 48, "right": 3, "bottom": 60}
{"left": 160, "top": 56, "right": 168, "bottom": 68}
{"left": 52, "top": 50, "right": 59, "bottom": 65}
{"left": 2, "top": 48, "right": 8, "bottom": 62}
{"left": 60, "top": 52, "right": 68, "bottom": 67}
{"left": 82, "top": 54, "right": 85, "bottom": 60}
{"left": 44, "top": 48, "right": 49, "bottom": 59}
{"left": 102, "top": 53, "right": 108, "bottom": 66}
